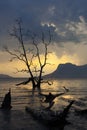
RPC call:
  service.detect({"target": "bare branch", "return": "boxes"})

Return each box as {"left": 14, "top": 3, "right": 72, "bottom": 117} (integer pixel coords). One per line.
{"left": 32, "top": 38, "right": 42, "bottom": 67}
{"left": 46, "top": 62, "right": 54, "bottom": 65}
{"left": 5, "top": 18, "right": 53, "bottom": 93}
{"left": 4, "top": 46, "right": 26, "bottom": 63}
{"left": 14, "top": 68, "right": 29, "bottom": 74}
{"left": 9, "top": 57, "right": 17, "bottom": 62}
{"left": 41, "top": 80, "right": 53, "bottom": 85}
{"left": 29, "top": 54, "right": 35, "bottom": 67}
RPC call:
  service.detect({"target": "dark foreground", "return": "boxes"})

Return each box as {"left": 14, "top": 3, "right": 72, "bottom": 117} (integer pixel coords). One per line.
{"left": 0, "top": 79, "right": 87, "bottom": 130}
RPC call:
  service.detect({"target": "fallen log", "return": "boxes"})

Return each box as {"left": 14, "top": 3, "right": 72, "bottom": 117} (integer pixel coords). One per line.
{"left": 25, "top": 100, "right": 74, "bottom": 127}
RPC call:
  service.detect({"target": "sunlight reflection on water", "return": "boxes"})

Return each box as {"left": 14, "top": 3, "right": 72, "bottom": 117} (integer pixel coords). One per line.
{"left": 0, "top": 79, "right": 87, "bottom": 130}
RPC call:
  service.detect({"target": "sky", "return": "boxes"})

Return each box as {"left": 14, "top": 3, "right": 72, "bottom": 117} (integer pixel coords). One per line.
{"left": 0, "top": 0, "right": 87, "bottom": 77}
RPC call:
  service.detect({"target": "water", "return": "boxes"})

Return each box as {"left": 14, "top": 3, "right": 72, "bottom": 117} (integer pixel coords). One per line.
{"left": 0, "top": 78, "right": 87, "bottom": 130}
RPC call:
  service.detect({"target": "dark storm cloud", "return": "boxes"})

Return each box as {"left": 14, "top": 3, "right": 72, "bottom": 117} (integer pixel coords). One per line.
{"left": 0, "top": 0, "right": 87, "bottom": 48}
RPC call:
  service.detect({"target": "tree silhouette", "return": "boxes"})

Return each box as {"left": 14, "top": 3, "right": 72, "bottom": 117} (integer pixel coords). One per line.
{"left": 5, "top": 18, "right": 53, "bottom": 95}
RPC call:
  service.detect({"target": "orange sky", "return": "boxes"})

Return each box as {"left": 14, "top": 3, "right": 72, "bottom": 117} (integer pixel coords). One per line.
{"left": 0, "top": 51, "right": 80, "bottom": 77}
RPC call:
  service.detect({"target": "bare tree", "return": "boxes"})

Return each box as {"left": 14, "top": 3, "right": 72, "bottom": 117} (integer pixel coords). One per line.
{"left": 4, "top": 19, "right": 53, "bottom": 95}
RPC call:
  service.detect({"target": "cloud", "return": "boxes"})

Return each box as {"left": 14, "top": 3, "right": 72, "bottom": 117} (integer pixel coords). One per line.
{"left": 0, "top": 0, "right": 87, "bottom": 45}
{"left": 0, "top": 0, "right": 87, "bottom": 72}
{"left": 65, "top": 16, "right": 87, "bottom": 43}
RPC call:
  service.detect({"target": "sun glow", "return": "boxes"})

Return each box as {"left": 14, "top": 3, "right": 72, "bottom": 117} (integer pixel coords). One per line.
{"left": 0, "top": 51, "right": 79, "bottom": 77}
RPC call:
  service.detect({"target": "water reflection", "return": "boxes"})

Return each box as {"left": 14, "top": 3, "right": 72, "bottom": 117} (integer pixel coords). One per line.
{"left": 0, "top": 79, "right": 87, "bottom": 130}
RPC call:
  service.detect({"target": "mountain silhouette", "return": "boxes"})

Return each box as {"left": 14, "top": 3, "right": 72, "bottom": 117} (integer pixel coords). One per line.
{"left": 46, "top": 63, "right": 87, "bottom": 79}
{"left": 0, "top": 74, "right": 13, "bottom": 79}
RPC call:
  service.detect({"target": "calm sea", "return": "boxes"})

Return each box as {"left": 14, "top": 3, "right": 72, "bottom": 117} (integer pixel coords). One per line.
{"left": 0, "top": 78, "right": 87, "bottom": 130}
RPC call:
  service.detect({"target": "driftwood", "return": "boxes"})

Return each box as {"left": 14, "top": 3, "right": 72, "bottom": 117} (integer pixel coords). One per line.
{"left": 16, "top": 78, "right": 32, "bottom": 86}
{"left": 0, "top": 88, "right": 12, "bottom": 110}
{"left": 26, "top": 100, "right": 74, "bottom": 128}
{"left": 39, "top": 92, "right": 66, "bottom": 110}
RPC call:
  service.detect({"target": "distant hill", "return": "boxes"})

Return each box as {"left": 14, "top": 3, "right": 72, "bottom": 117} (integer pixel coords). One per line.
{"left": 0, "top": 74, "right": 13, "bottom": 79}
{"left": 1, "top": 63, "right": 87, "bottom": 79}
{"left": 45, "top": 63, "right": 87, "bottom": 79}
